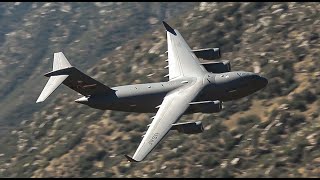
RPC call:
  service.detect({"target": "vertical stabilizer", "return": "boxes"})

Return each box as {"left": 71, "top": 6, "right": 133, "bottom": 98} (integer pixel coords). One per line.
{"left": 36, "top": 52, "right": 114, "bottom": 103}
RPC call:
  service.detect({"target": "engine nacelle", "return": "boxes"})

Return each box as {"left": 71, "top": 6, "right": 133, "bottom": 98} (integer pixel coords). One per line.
{"left": 192, "top": 48, "right": 221, "bottom": 60}
{"left": 171, "top": 121, "right": 204, "bottom": 134}
{"left": 201, "top": 60, "right": 231, "bottom": 73}
{"left": 187, "top": 100, "right": 222, "bottom": 113}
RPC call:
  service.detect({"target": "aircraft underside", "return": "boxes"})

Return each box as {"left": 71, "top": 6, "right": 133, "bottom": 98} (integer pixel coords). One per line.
{"left": 81, "top": 86, "right": 246, "bottom": 114}
{"left": 36, "top": 21, "right": 267, "bottom": 162}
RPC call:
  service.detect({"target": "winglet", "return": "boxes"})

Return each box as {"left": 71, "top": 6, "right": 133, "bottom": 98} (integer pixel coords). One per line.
{"left": 162, "top": 21, "right": 176, "bottom": 35}
{"left": 124, "top": 155, "right": 140, "bottom": 162}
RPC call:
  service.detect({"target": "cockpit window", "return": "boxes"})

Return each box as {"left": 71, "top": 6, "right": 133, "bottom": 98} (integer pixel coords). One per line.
{"left": 237, "top": 72, "right": 251, "bottom": 77}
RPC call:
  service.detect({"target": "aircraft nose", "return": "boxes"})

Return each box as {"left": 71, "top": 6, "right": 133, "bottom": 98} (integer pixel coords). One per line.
{"left": 260, "top": 76, "right": 268, "bottom": 87}
{"left": 255, "top": 75, "right": 268, "bottom": 88}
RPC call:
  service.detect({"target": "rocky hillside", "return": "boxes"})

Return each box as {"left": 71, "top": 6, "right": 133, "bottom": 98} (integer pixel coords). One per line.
{"left": 1, "top": 2, "right": 320, "bottom": 178}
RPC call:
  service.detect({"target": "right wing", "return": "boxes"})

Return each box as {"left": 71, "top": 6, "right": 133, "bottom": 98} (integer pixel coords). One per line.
{"left": 125, "top": 22, "right": 208, "bottom": 162}
{"left": 164, "top": 21, "right": 207, "bottom": 80}
{"left": 125, "top": 80, "right": 203, "bottom": 162}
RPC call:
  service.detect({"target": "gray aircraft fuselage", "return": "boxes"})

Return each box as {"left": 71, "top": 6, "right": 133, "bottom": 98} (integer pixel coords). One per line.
{"left": 75, "top": 70, "right": 268, "bottom": 113}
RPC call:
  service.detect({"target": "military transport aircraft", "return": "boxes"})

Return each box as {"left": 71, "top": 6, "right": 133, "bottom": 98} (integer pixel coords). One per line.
{"left": 36, "top": 21, "right": 268, "bottom": 162}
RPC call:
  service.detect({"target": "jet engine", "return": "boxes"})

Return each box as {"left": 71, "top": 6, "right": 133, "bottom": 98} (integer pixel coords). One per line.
{"left": 187, "top": 100, "right": 222, "bottom": 113}
{"left": 171, "top": 121, "right": 204, "bottom": 134}
{"left": 201, "top": 60, "right": 231, "bottom": 73}
{"left": 192, "top": 48, "right": 221, "bottom": 60}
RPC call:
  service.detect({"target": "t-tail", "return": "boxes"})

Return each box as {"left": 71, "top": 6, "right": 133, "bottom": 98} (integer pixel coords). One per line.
{"left": 36, "top": 52, "right": 115, "bottom": 103}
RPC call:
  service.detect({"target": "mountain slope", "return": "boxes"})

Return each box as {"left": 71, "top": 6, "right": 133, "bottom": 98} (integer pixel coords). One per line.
{"left": 1, "top": 2, "right": 320, "bottom": 178}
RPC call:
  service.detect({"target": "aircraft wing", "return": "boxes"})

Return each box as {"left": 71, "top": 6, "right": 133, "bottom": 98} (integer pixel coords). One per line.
{"left": 125, "top": 80, "right": 203, "bottom": 162}
{"left": 164, "top": 21, "right": 206, "bottom": 80}
{"left": 125, "top": 22, "right": 207, "bottom": 162}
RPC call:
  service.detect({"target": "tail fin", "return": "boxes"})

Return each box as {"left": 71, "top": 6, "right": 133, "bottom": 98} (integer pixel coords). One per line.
{"left": 36, "top": 52, "right": 114, "bottom": 103}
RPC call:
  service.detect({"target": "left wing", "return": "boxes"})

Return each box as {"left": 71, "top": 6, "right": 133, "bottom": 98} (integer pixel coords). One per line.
{"left": 164, "top": 21, "right": 206, "bottom": 80}
{"left": 125, "top": 80, "right": 202, "bottom": 162}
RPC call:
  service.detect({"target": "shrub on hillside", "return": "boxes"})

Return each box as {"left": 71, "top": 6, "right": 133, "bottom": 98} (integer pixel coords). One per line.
{"left": 238, "top": 115, "right": 260, "bottom": 126}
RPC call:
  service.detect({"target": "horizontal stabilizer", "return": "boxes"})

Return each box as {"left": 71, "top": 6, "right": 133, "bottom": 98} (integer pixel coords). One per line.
{"left": 53, "top": 52, "right": 72, "bottom": 70}
{"left": 37, "top": 52, "right": 115, "bottom": 103}
{"left": 36, "top": 75, "right": 68, "bottom": 103}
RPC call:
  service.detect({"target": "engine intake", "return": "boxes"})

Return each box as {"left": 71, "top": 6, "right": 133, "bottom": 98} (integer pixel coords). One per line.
{"left": 192, "top": 48, "right": 221, "bottom": 60}
{"left": 171, "top": 121, "right": 204, "bottom": 134}
{"left": 201, "top": 60, "right": 231, "bottom": 73}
